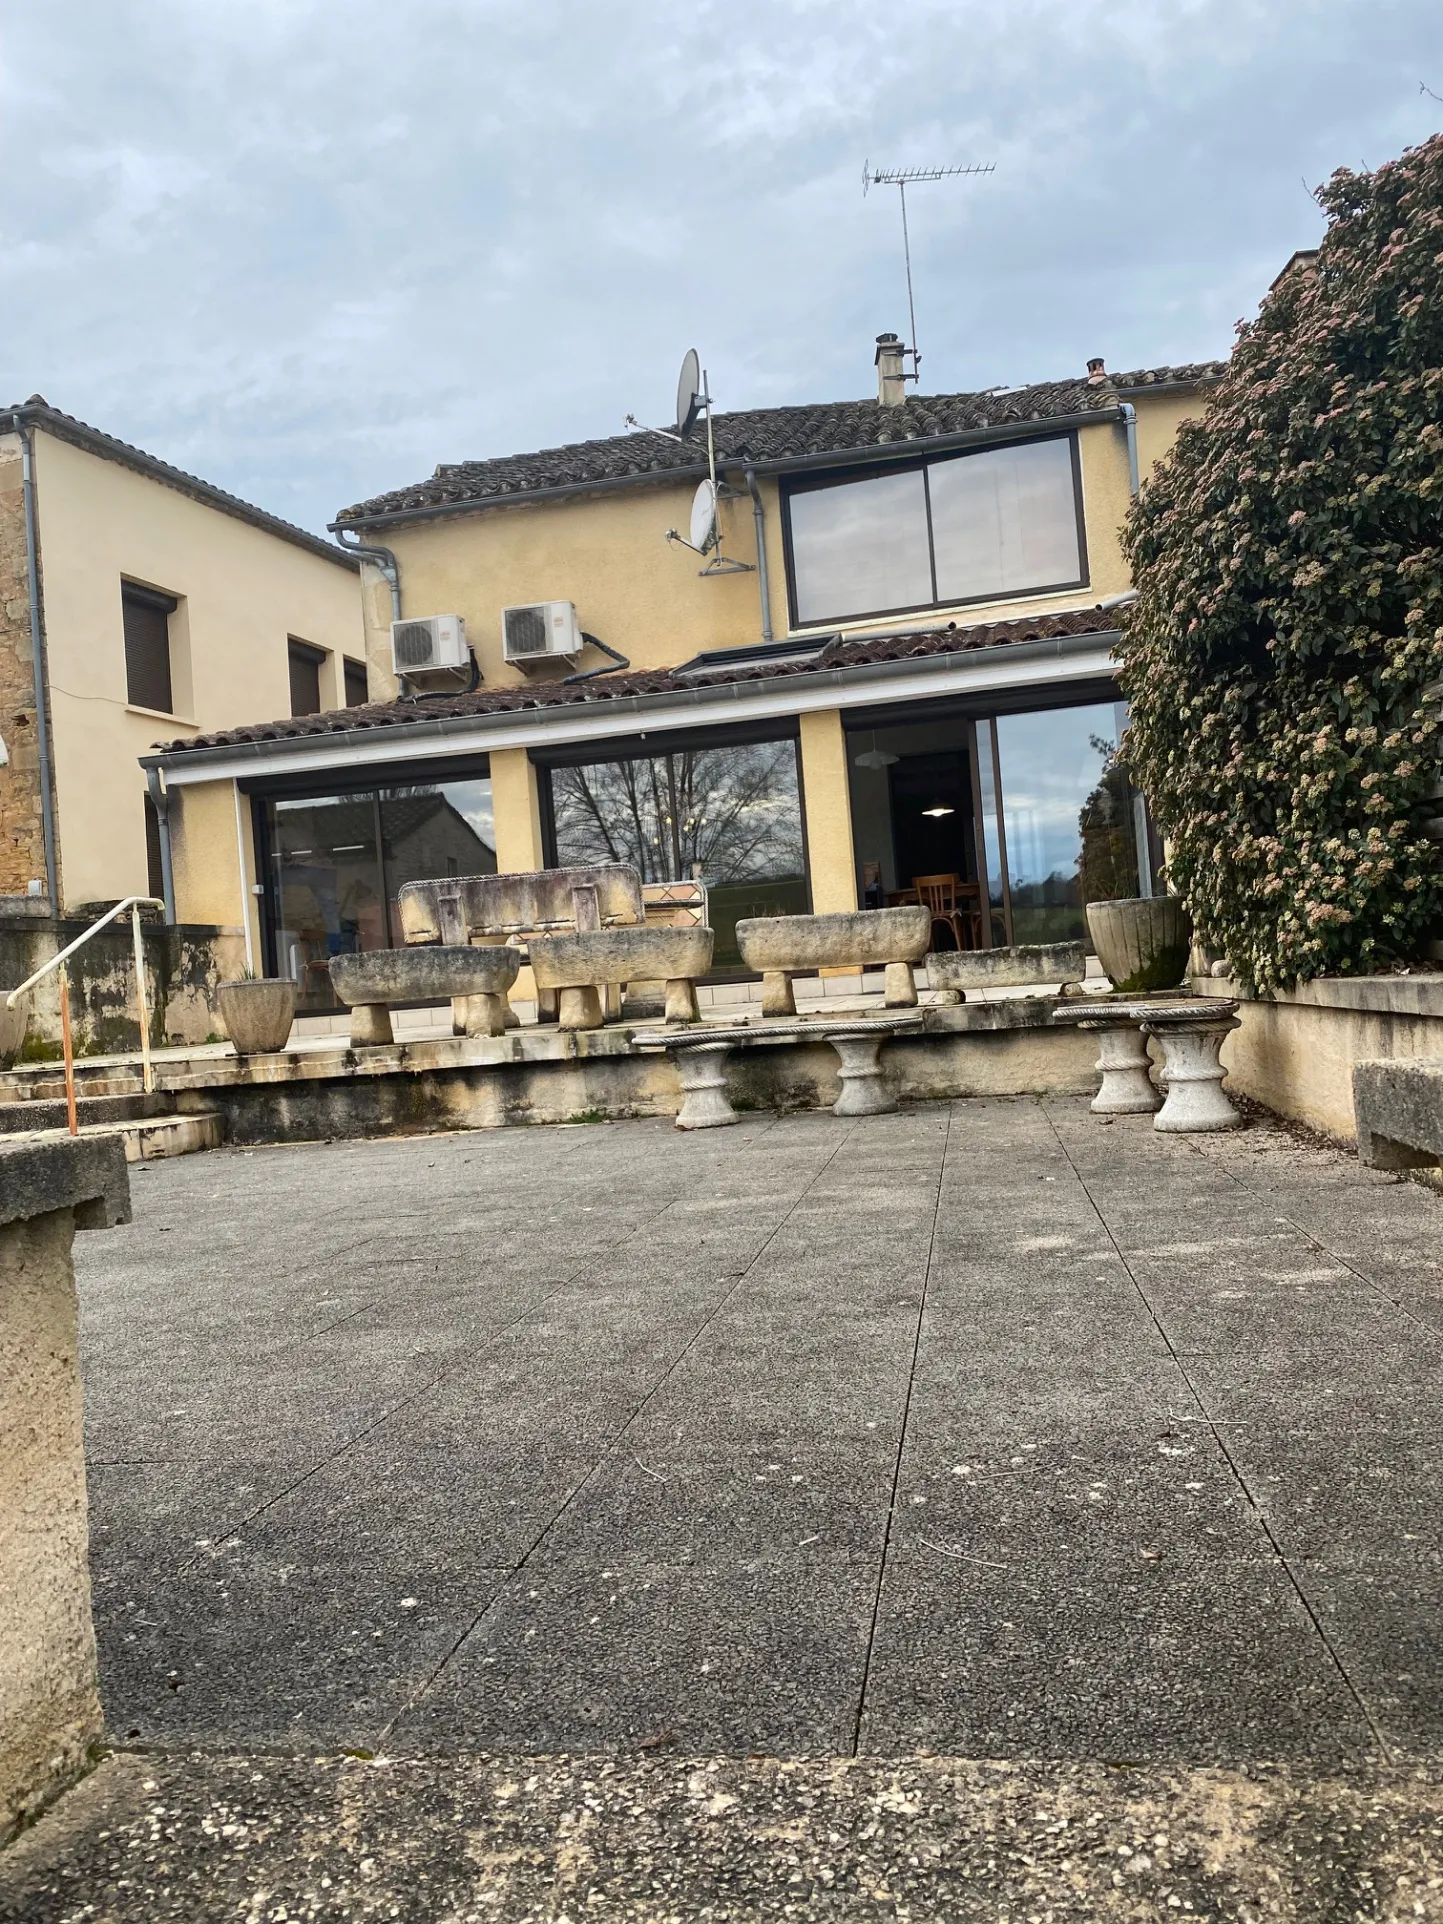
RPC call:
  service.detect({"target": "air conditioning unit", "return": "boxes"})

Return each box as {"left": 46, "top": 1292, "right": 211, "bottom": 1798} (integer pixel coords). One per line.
{"left": 502, "top": 599, "right": 583, "bottom": 664}
{"left": 391, "top": 614, "right": 468, "bottom": 675}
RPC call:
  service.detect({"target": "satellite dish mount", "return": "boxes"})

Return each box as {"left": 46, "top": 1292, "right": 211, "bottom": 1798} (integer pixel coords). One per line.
{"left": 626, "top": 351, "right": 754, "bottom": 577}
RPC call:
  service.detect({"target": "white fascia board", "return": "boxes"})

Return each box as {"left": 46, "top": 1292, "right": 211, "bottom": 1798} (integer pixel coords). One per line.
{"left": 154, "top": 636, "right": 1118, "bottom": 787}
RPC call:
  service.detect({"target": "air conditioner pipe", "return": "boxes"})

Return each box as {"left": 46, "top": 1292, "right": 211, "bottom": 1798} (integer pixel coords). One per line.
{"left": 145, "top": 766, "right": 176, "bottom": 923}
{"left": 10, "top": 411, "right": 59, "bottom": 909}
{"left": 744, "top": 467, "right": 774, "bottom": 644}
{"left": 562, "top": 634, "right": 631, "bottom": 684}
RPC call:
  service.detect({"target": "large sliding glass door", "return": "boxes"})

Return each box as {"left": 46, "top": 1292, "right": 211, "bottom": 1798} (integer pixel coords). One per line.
{"left": 258, "top": 773, "right": 496, "bottom": 1008}
{"left": 543, "top": 732, "right": 808, "bottom": 971}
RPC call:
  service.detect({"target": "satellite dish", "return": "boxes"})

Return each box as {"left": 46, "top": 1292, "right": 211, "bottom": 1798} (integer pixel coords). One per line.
{"left": 676, "top": 348, "right": 702, "bottom": 439}
{"left": 689, "top": 478, "right": 717, "bottom": 553}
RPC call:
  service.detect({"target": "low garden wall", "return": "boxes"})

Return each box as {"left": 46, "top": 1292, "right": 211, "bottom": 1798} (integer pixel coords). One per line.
{"left": 1197, "top": 973, "right": 1443, "bottom": 1143}
{"left": 0, "top": 901, "right": 245, "bottom": 1058}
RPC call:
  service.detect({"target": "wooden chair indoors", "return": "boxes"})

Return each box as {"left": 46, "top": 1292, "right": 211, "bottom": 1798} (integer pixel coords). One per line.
{"left": 912, "top": 873, "right": 985, "bottom": 950}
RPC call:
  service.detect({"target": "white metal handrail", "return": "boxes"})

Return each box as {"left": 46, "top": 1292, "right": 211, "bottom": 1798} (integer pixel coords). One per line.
{"left": 6, "top": 896, "right": 166, "bottom": 1129}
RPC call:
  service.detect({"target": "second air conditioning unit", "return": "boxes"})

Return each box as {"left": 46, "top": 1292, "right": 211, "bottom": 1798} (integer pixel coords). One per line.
{"left": 503, "top": 600, "right": 583, "bottom": 664}
{"left": 391, "top": 614, "right": 469, "bottom": 675}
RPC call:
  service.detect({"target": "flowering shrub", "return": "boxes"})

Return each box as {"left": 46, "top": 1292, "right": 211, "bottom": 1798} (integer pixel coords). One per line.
{"left": 1119, "top": 134, "right": 1443, "bottom": 992}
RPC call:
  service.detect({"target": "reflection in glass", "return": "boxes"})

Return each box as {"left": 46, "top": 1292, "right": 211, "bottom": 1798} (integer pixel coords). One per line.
{"left": 787, "top": 468, "right": 932, "bottom": 624}
{"left": 993, "top": 702, "right": 1137, "bottom": 943}
{"left": 264, "top": 778, "right": 496, "bottom": 1007}
{"left": 929, "top": 438, "right": 1082, "bottom": 603}
{"left": 549, "top": 739, "right": 807, "bottom": 968}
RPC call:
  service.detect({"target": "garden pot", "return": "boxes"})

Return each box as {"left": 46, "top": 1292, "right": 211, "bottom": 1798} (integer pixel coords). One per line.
{"left": 0, "top": 999, "right": 27, "bottom": 1069}
{"left": 1085, "top": 896, "right": 1194, "bottom": 994}
{"left": 217, "top": 978, "right": 296, "bottom": 1055}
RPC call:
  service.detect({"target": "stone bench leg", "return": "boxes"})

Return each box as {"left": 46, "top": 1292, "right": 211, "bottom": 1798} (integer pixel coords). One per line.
{"left": 1147, "top": 1018, "right": 1242, "bottom": 1132}
{"left": 350, "top": 1003, "right": 393, "bottom": 1047}
{"left": 535, "top": 986, "right": 560, "bottom": 1025}
{"left": 829, "top": 1033, "right": 896, "bottom": 1117}
{"left": 457, "top": 991, "right": 508, "bottom": 1038}
{"left": 665, "top": 978, "right": 700, "bottom": 1023}
{"left": 884, "top": 960, "right": 918, "bottom": 1008}
{"left": 762, "top": 970, "right": 796, "bottom": 1018}
{"left": 674, "top": 1042, "right": 738, "bottom": 1129}
{"left": 558, "top": 985, "right": 604, "bottom": 1031}
{"left": 1091, "top": 1021, "right": 1161, "bottom": 1114}
{"left": 603, "top": 982, "right": 624, "bottom": 1022}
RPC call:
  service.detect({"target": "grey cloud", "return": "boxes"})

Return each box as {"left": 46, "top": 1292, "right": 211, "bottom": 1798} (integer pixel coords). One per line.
{"left": 1, "top": 0, "right": 1439, "bottom": 535}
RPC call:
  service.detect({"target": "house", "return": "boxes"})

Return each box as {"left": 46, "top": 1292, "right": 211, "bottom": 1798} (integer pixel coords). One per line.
{"left": 0, "top": 397, "right": 366, "bottom": 916}
{"left": 140, "top": 340, "right": 1225, "bottom": 1005}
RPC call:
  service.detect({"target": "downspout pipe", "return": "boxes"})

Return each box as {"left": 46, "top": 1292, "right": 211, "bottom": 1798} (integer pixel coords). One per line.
{"left": 11, "top": 411, "right": 59, "bottom": 909}
{"left": 744, "top": 468, "right": 774, "bottom": 644}
{"left": 329, "top": 525, "right": 402, "bottom": 622}
{"left": 1119, "top": 402, "right": 1140, "bottom": 497}
{"left": 145, "top": 766, "right": 176, "bottom": 924}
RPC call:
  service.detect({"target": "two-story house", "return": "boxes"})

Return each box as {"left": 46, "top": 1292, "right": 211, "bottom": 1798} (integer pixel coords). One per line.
{"left": 140, "top": 340, "right": 1224, "bottom": 1003}
{"left": 0, "top": 397, "right": 366, "bottom": 916}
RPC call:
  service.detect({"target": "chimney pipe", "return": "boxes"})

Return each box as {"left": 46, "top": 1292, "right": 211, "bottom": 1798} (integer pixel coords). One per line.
{"left": 1086, "top": 357, "right": 1108, "bottom": 386}
{"left": 875, "top": 332, "right": 907, "bottom": 408}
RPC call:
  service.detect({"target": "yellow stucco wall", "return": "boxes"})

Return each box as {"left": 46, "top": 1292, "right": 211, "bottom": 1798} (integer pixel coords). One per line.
{"left": 797, "top": 710, "right": 857, "bottom": 914}
{"left": 33, "top": 431, "right": 364, "bottom": 910}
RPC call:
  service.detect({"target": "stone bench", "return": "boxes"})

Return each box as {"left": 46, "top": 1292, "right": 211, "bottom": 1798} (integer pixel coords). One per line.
{"left": 633, "top": 1012, "right": 923, "bottom": 1128}
{"left": 529, "top": 926, "right": 715, "bottom": 1031}
{"left": 329, "top": 946, "right": 521, "bottom": 1048}
{"left": 927, "top": 942, "right": 1086, "bottom": 1000}
{"left": 1353, "top": 1057, "right": 1443, "bottom": 1169}
{"left": 1052, "top": 996, "right": 1243, "bottom": 1131}
{"left": 735, "top": 908, "right": 931, "bottom": 1017}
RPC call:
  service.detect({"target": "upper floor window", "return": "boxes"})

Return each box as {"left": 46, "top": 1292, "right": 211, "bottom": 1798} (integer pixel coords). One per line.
{"left": 343, "top": 658, "right": 368, "bottom": 708}
{"left": 122, "top": 582, "right": 178, "bottom": 714}
{"left": 782, "top": 433, "right": 1086, "bottom": 628}
{"left": 288, "top": 638, "right": 327, "bottom": 716}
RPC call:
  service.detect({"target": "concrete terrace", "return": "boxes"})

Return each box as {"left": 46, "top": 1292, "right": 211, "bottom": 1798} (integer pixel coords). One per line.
{"left": 6, "top": 1094, "right": 1443, "bottom": 1918}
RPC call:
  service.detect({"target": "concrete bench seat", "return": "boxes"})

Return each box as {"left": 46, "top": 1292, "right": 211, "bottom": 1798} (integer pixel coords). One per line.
{"left": 329, "top": 946, "right": 520, "bottom": 1048}
{"left": 736, "top": 908, "right": 931, "bottom": 1016}
{"left": 633, "top": 1012, "right": 923, "bottom": 1127}
{"left": 927, "top": 942, "right": 1087, "bottom": 999}
{"left": 1353, "top": 1057, "right": 1443, "bottom": 1169}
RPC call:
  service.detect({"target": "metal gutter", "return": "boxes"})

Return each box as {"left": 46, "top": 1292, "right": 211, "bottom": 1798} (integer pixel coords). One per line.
{"left": 143, "top": 629, "right": 1120, "bottom": 785}
{"left": 331, "top": 409, "right": 1130, "bottom": 532}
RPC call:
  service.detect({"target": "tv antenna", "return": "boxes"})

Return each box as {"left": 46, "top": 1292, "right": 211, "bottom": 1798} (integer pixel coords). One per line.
{"left": 863, "top": 160, "right": 995, "bottom": 382}
{"left": 625, "top": 349, "right": 754, "bottom": 576}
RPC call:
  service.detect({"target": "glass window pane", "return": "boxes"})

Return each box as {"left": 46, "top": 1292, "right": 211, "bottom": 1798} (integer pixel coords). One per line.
{"left": 380, "top": 779, "right": 496, "bottom": 925}
{"left": 994, "top": 703, "right": 1138, "bottom": 945}
{"left": 266, "top": 794, "right": 385, "bottom": 1008}
{"left": 550, "top": 739, "right": 808, "bottom": 969}
{"left": 787, "top": 469, "right": 932, "bottom": 623}
{"left": 929, "top": 439, "right": 1081, "bottom": 603}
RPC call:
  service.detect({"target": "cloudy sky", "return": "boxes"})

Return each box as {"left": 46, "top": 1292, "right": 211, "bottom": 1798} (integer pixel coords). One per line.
{"left": 2, "top": 1, "right": 1439, "bottom": 536}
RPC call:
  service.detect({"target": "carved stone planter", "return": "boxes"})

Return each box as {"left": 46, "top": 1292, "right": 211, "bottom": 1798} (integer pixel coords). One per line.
{"left": 735, "top": 907, "right": 931, "bottom": 1016}
{"left": 217, "top": 979, "right": 296, "bottom": 1056}
{"left": 1085, "top": 896, "right": 1193, "bottom": 994}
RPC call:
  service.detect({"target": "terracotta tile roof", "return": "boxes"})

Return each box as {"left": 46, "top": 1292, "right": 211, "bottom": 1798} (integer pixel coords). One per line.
{"left": 5, "top": 397, "right": 358, "bottom": 568}
{"left": 335, "top": 364, "right": 1226, "bottom": 524}
{"left": 155, "top": 606, "right": 1120, "bottom": 758}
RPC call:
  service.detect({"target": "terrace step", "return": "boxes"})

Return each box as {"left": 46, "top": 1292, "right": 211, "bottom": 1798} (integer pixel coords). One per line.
{"left": 0, "top": 1089, "right": 172, "bottom": 1134}
{"left": 0, "top": 1109, "right": 223, "bottom": 1162}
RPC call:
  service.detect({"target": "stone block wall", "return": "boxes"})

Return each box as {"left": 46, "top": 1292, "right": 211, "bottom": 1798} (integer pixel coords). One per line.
{"left": 0, "top": 1137, "right": 130, "bottom": 1841}
{"left": 0, "top": 435, "right": 51, "bottom": 899}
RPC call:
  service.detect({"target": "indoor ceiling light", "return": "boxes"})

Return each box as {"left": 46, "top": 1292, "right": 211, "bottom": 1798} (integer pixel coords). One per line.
{"left": 853, "top": 730, "right": 899, "bottom": 771}
{"left": 922, "top": 803, "right": 955, "bottom": 818}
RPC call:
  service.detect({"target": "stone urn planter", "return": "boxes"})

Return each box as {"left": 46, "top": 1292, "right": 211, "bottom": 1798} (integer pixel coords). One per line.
{"left": 217, "top": 978, "right": 296, "bottom": 1055}
{"left": 1085, "top": 896, "right": 1194, "bottom": 994}
{"left": 0, "top": 998, "right": 27, "bottom": 1068}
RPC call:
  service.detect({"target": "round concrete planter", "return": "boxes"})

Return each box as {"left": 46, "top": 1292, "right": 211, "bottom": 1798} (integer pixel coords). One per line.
{"left": 1085, "top": 896, "right": 1194, "bottom": 994}
{"left": 218, "top": 978, "right": 296, "bottom": 1055}
{"left": 0, "top": 999, "right": 28, "bottom": 1068}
